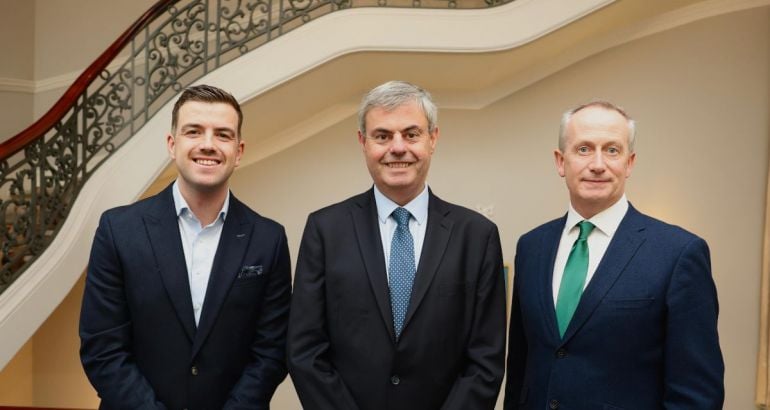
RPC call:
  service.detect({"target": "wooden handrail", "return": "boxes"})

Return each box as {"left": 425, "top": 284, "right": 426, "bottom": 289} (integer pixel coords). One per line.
{"left": 0, "top": 0, "right": 174, "bottom": 161}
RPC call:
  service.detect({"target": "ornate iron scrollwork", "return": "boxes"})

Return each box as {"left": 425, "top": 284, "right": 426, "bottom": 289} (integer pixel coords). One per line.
{"left": 0, "top": 0, "right": 515, "bottom": 293}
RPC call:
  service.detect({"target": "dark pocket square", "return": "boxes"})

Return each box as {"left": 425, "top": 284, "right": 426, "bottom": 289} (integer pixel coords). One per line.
{"left": 238, "top": 265, "right": 263, "bottom": 279}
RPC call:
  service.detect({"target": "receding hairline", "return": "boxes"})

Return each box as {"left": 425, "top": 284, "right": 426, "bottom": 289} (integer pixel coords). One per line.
{"left": 559, "top": 100, "right": 636, "bottom": 151}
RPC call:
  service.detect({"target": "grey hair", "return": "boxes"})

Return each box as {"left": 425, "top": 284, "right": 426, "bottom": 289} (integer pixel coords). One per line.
{"left": 358, "top": 80, "right": 438, "bottom": 134}
{"left": 559, "top": 100, "right": 636, "bottom": 152}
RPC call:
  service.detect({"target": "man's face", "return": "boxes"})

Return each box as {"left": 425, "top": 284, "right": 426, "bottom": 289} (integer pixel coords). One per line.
{"left": 167, "top": 101, "right": 244, "bottom": 196}
{"left": 358, "top": 100, "right": 438, "bottom": 205}
{"left": 554, "top": 105, "right": 635, "bottom": 218}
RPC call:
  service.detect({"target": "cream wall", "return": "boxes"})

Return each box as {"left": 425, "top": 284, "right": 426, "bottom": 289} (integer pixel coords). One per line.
{"left": 0, "top": 0, "right": 156, "bottom": 140}
{"left": 231, "top": 7, "right": 769, "bottom": 409}
{"left": 0, "top": 4, "right": 767, "bottom": 410}
{"left": 31, "top": 0, "right": 156, "bottom": 118}
{"left": 0, "top": 276, "right": 97, "bottom": 408}
{"left": 0, "top": 0, "right": 34, "bottom": 137}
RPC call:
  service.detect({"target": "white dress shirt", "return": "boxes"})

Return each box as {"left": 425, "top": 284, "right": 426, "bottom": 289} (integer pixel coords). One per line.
{"left": 552, "top": 195, "right": 629, "bottom": 305}
{"left": 172, "top": 181, "right": 229, "bottom": 325}
{"left": 373, "top": 184, "right": 429, "bottom": 279}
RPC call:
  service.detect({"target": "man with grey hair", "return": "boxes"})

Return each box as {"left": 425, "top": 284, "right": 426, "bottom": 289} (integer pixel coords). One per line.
{"left": 505, "top": 101, "right": 724, "bottom": 409}
{"left": 288, "top": 80, "right": 507, "bottom": 409}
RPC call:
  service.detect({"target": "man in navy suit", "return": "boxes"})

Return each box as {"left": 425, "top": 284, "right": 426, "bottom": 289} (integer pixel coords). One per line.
{"left": 80, "top": 85, "right": 291, "bottom": 409}
{"left": 504, "top": 101, "right": 724, "bottom": 409}
{"left": 288, "top": 81, "right": 507, "bottom": 409}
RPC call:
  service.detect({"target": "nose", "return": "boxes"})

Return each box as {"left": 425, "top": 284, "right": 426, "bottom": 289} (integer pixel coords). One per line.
{"left": 198, "top": 130, "right": 216, "bottom": 151}
{"left": 588, "top": 151, "right": 606, "bottom": 172}
{"left": 389, "top": 132, "right": 408, "bottom": 154}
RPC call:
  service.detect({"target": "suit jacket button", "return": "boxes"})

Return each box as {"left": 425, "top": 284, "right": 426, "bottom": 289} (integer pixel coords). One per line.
{"left": 191, "top": 366, "right": 199, "bottom": 376}
{"left": 556, "top": 348, "right": 567, "bottom": 358}
{"left": 390, "top": 375, "right": 400, "bottom": 385}
{"left": 549, "top": 399, "right": 559, "bottom": 409}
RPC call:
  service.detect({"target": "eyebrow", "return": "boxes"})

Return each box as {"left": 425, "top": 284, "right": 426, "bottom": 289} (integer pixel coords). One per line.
{"left": 370, "top": 125, "right": 422, "bottom": 134}
{"left": 179, "top": 123, "right": 236, "bottom": 135}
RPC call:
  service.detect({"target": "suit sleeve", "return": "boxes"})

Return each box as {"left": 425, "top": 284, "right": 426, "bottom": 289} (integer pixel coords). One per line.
{"left": 79, "top": 213, "right": 167, "bottom": 410}
{"left": 440, "top": 225, "right": 507, "bottom": 410}
{"left": 663, "top": 237, "right": 724, "bottom": 409}
{"left": 504, "top": 240, "right": 527, "bottom": 410}
{"left": 224, "top": 228, "right": 292, "bottom": 409}
{"left": 287, "top": 214, "right": 361, "bottom": 410}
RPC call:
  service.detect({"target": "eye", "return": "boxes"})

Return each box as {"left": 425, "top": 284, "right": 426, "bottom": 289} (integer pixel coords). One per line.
{"left": 607, "top": 146, "right": 620, "bottom": 155}
{"left": 577, "top": 146, "right": 590, "bottom": 154}
{"left": 216, "top": 131, "right": 236, "bottom": 140}
{"left": 184, "top": 129, "right": 201, "bottom": 137}
{"left": 405, "top": 130, "right": 422, "bottom": 140}
{"left": 371, "top": 133, "right": 391, "bottom": 143}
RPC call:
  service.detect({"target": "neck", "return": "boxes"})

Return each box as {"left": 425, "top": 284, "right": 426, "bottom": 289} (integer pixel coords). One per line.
{"left": 379, "top": 185, "right": 423, "bottom": 207}
{"left": 178, "top": 182, "right": 228, "bottom": 226}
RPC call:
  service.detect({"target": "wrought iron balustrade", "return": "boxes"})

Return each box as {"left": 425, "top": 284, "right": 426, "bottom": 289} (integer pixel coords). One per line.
{"left": 0, "top": 0, "right": 515, "bottom": 294}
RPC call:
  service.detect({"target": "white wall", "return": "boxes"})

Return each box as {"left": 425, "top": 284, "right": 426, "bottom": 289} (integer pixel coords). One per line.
{"left": 230, "top": 8, "right": 769, "bottom": 409}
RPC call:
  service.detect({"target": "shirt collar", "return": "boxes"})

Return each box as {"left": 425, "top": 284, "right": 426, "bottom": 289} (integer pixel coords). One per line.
{"left": 373, "top": 184, "right": 429, "bottom": 226}
{"left": 172, "top": 180, "right": 229, "bottom": 223}
{"left": 565, "top": 194, "right": 628, "bottom": 237}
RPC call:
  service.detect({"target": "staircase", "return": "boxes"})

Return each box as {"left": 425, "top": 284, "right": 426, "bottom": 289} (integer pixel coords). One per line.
{"left": 0, "top": 0, "right": 614, "bottom": 370}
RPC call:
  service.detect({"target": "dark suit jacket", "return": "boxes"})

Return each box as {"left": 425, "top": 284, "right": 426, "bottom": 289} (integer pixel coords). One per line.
{"left": 80, "top": 184, "right": 291, "bottom": 410}
{"left": 504, "top": 205, "right": 724, "bottom": 409}
{"left": 288, "top": 189, "right": 506, "bottom": 410}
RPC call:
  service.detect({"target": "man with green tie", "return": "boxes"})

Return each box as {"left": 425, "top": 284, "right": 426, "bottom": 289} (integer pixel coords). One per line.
{"left": 504, "top": 101, "right": 724, "bottom": 409}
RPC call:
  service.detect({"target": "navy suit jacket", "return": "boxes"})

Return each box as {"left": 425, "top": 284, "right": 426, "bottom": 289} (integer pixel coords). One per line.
{"left": 504, "top": 205, "right": 724, "bottom": 410}
{"left": 288, "top": 189, "right": 507, "bottom": 410}
{"left": 80, "top": 184, "right": 291, "bottom": 410}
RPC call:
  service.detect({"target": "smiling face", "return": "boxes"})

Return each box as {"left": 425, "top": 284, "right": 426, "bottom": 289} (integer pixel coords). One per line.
{"left": 358, "top": 99, "right": 438, "bottom": 205}
{"left": 167, "top": 101, "right": 244, "bottom": 199}
{"left": 555, "top": 105, "right": 635, "bottom": 218}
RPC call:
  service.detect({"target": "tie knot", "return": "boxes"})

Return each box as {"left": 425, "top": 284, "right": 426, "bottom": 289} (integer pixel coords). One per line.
{"left": 392, "top": 207, "right": 411, "bottom": 227}
{"left": 577, "top": 220, "right": 595, "bottom": 241}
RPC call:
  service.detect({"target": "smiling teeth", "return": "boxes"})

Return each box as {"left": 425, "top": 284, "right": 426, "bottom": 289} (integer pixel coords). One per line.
{"left": 388, "top": 163, "right": 410, "bottom": 168}
{"left": 196, "top": 159, "right": 219, "bottom": 165}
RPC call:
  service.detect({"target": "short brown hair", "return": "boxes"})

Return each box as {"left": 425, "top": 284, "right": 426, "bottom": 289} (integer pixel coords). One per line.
{"left": 171, "top": 84, "right": 243, "bottom": 136}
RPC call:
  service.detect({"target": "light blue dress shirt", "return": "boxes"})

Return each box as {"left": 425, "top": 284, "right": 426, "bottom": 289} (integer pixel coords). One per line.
{"left": 373, "top": 184, "right": 429, "bottom": 279}
{"left": 172, "top": 181, "right": 229, "bottom": 326}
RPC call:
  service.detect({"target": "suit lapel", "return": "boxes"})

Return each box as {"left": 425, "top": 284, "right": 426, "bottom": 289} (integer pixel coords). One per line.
{"left": 192, "top": 194, "right": 252, "bottom": 357}
{"left": 144, "top": 185, "right": 196, "bottom": 342}
{"left": 402, "top": 192, "right": 452, "bottom": 334}
{"left": 351, "top": 190, "right": 395, "bottom": 339}
{"left": 538, "top": 217, "right": 565, "bottom": 343}
{"left": 561, "top": 205, "right": 646, "bottom": 343}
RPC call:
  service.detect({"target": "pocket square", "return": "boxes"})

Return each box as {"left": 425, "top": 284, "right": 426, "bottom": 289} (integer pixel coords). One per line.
{"left": 238, "top": 265, "right": 263, "bottom": 279}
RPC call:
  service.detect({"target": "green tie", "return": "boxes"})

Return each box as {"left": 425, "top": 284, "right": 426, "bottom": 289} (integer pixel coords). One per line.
{"left": 556, "top": 220, "right": 595, "bottom": 337}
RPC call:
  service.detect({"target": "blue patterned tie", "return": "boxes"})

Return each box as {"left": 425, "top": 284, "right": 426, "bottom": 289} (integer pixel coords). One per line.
{"left": 389, "top": 207, "right": 416, "bottom": 339}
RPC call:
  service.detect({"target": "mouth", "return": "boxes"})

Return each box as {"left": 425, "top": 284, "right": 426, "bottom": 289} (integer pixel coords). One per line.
{"left": 583, "top": 179, "right": 610, "bottom": 185}
{"left": 194, "top": 158, "right": 221, "bottom": 166}
{"left": 385, "top": 162, "right": 412, "bottom": 168}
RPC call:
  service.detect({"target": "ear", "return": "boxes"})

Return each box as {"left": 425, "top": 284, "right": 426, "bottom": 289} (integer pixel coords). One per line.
{"left": 166, "top": 134, "right": 176, "bottom": 159}
{"left": 554, "top": 149, "right": 566, "bottom": 177}
{"left": 235, "top": 139, "right": 244, "bottom": 167}
{"left": 357, "top": 130, "right": 366, "bottom": 151}
{"left": 429, "top": 127, "right": 439, "bottom": 153}
{"left": 625, "top": 151, "right": 636, "bottom": 178}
